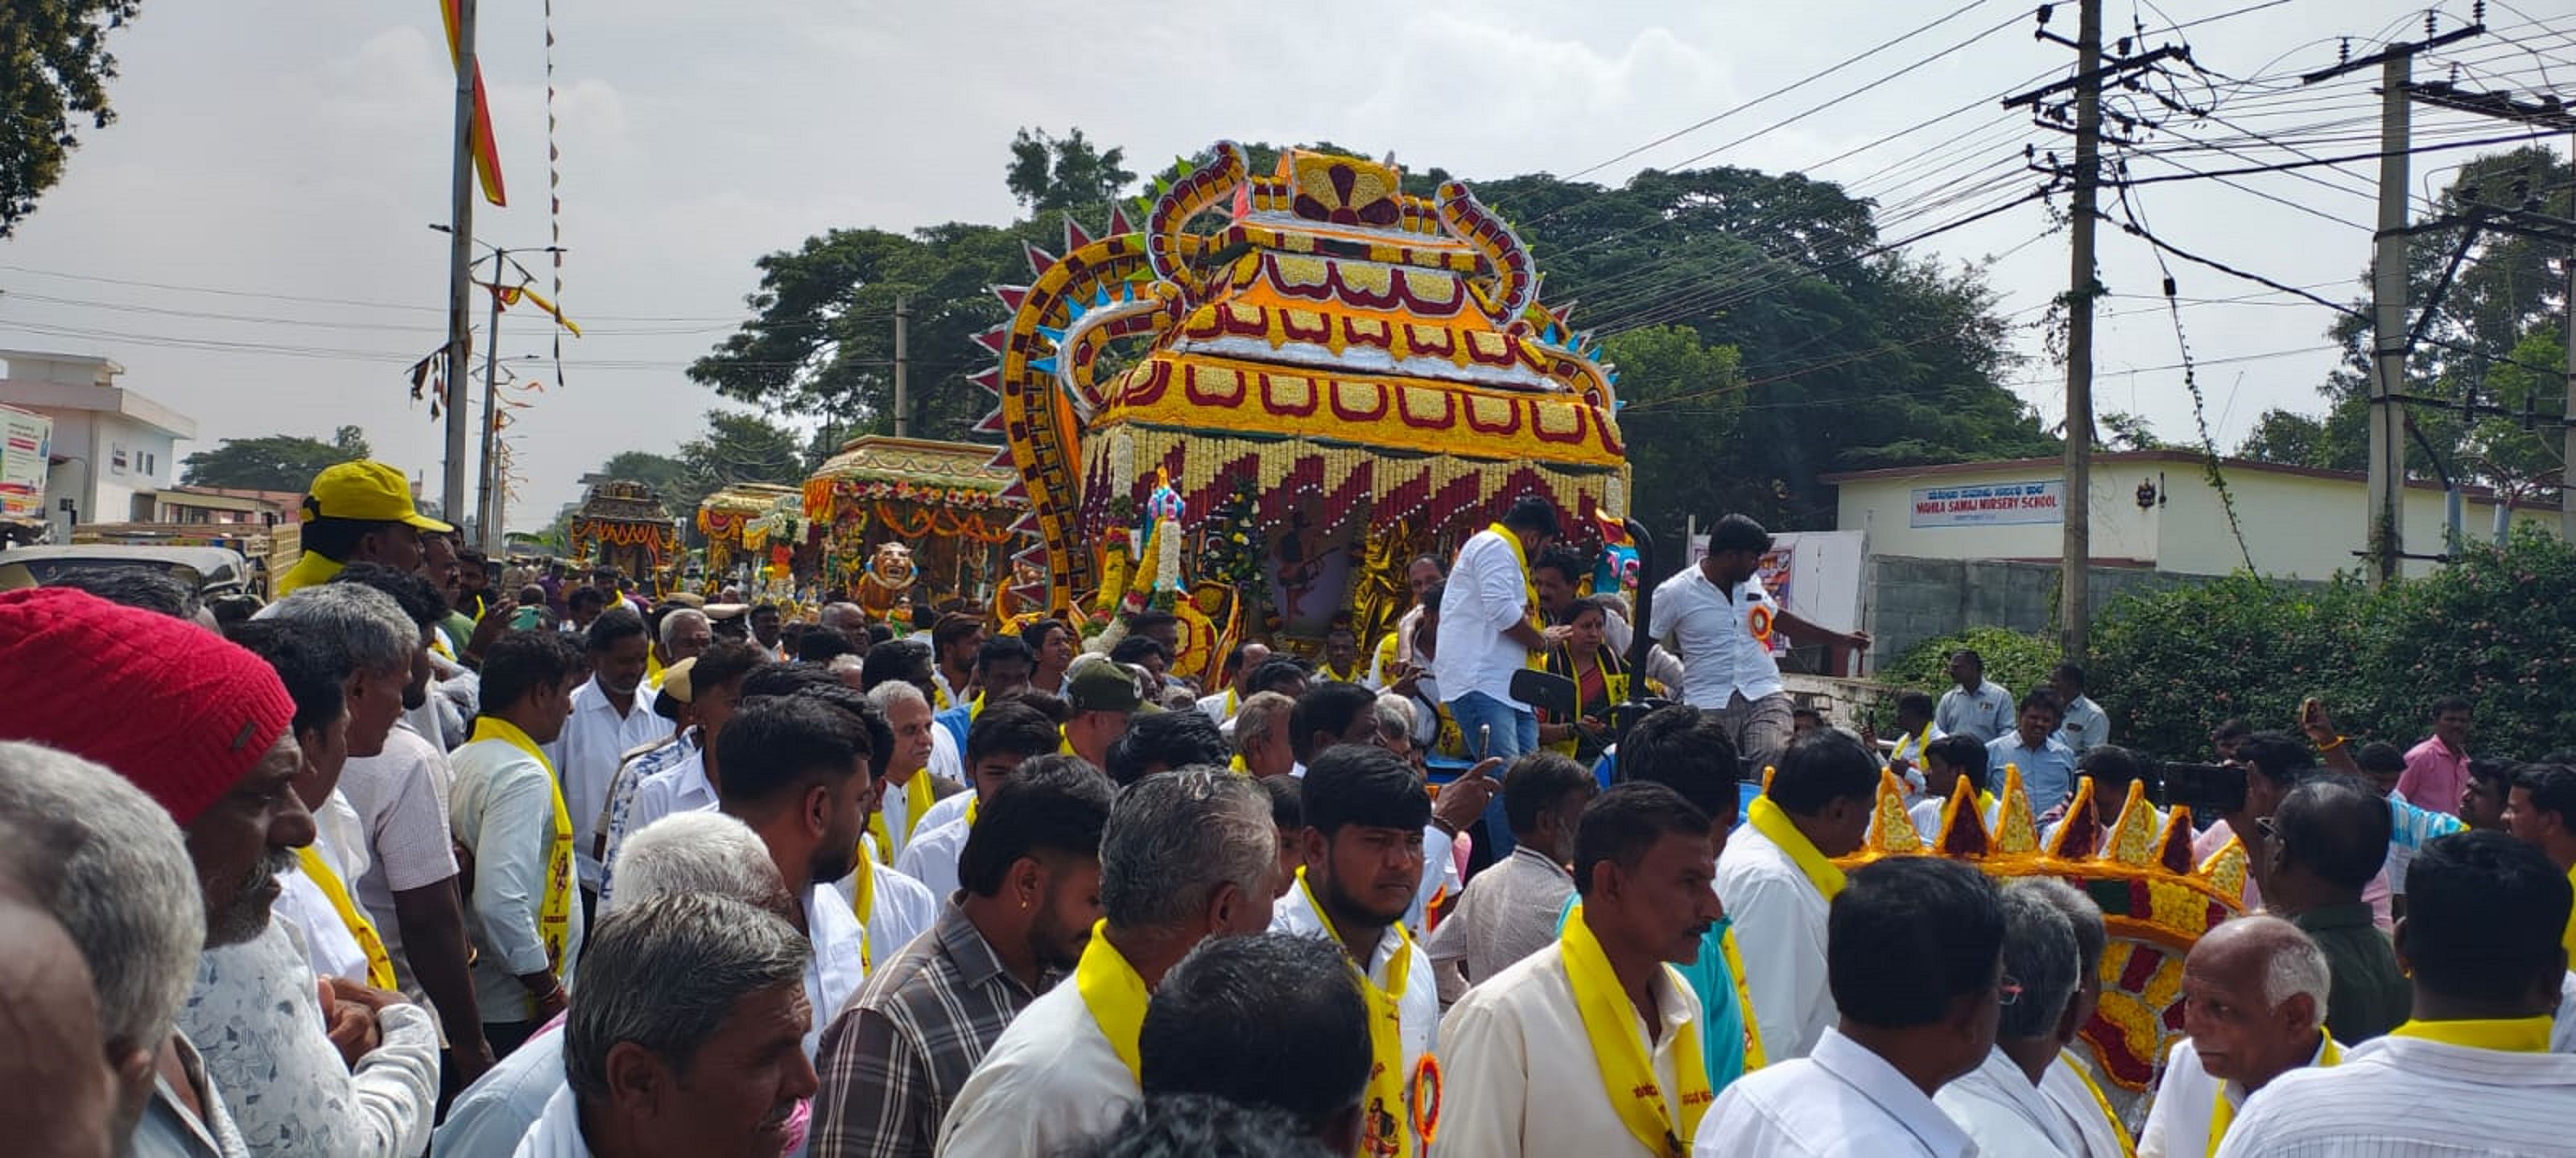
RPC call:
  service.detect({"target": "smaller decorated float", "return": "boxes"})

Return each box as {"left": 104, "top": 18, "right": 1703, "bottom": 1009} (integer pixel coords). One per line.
{"left": 696, "top": 482, "right": 810, "bottom": 596}
{"left": 800, "top": 436, "right": 1026, "bottom": 622}
{"left": 566, "top": 479, "right": 679, "bottom": 587}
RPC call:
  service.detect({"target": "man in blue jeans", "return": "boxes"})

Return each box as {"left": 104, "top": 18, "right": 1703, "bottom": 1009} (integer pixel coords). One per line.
{"left": 1435, "top": 495, "right": 1566, "bottom": 857}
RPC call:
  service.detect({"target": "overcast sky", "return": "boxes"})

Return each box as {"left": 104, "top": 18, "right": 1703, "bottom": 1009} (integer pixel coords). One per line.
{"left": 2, "top": 0, "right": 2566, "bottom": 526}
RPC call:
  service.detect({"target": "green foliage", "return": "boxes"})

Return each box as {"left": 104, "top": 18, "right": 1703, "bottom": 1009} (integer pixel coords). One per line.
{"left": 600, "top": 450, "right": 689, "bottom": 503}
{"left": 1873, "top": 626, "right": 2062, "bottom": 733}
{"left": 675, "top": 411, "right": 803, "bottom": 514}
{"left": 2079, "top": 531, "right": 2576, "bottom": 761}
{"left": 1596, "top": 325, "right": 1742, "bottom": 534}
{"left": 180, "top": 425, "right": 369, "bottom": 491}
{"left": 1006, "top": 126, "right": 1135, "bottom": 215}
{"left": 2088, "top": 573, "right": 2363, "bottom": 759}
{"left": 1, "top": 0, "right": 139, "bottom": 236}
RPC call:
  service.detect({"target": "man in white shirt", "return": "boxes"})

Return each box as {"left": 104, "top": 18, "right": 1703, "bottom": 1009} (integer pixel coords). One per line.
{"left": 431, "top": 809, "right": 793, "bottom": 1158}
{"left": 1131, "top": 932, "right": 1373, "bottom": 1153}
{"left": 449, "top": 631, "right": 590, "bottom": 1059}
{"left": 2135, "top": 916, "right": 2335, "bottom": 1158}
{"left": 936, "top": 769, "right": 1281, "bottom": 1157}
{"left": 1435, "top": 496, "right": 1563, "bottom": 775}
{"left": 1716, "top": 729, "right": 1880, "bottom": 1060}
{"left": 1649, "top": 514, "right": 1866, "bottom": 772}
{"left": 2216, "top": 832, "right": 2576, "bottom": 1157}
{"left": 519, "top": 893, "right": 817, "bottom": 1158}
{"left": 2015, "top": 878, "right": 2134, "bottom": 1158}
{"left": 866, "top": 680, "right": 956, "bottom": 864}
{"left": 1270, "top": 746, "right": 1440, "bottom": 1156}
{"left": 1696, "top": 855, "right": 2005, "bottom": 1157}
{"left": 1934, "top": 648, "right": 2015, "bottom": 743}
{"left": 544, "top": 607, "right": 665, "bottom": 912}
{"left": 1935, "top": 886, "right": 2085, "bottom": 1156}
{"left": 602, "top": 641, "right": 766, "bottom": 893}
{"left": 897, "top": 701, "right": 1063, "bottom": 901}
{"left": 1194, "top": 641, "right": 1271, "bottom": 726}
{"left": 712, "top": 697, "right": 877, "bottom": 1057}
{"left": 2050, "top": 662, "right": 2109, "bottom": 752}
{"left": 1440, "top": 782, "right": 1726, "bottom": 1156}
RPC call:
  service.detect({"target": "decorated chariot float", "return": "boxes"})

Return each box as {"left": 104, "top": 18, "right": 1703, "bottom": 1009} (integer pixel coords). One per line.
{"left": 565, "top": 479, "right": 679, "bottom": 589}
{"left": 801, "top": 435, "right": 1026, "bottom": 624}
{"left": 974, "top": 140, "right": 1633, "bottom": 684}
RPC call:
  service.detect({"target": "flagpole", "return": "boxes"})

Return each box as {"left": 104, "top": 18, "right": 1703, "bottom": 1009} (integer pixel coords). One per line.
{"left": 442, "top": 0, "right": 478, "bottom": 531}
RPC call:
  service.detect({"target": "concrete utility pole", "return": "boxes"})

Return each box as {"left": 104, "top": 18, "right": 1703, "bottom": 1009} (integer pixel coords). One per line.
{"left": 442, "top": 0, "right": 478, "bottom": 528}
{"left": 2368, "top": 52, "right": 2412, "bottom": 584}
{"left": 2059, "top": 0, "right": 2103, "bottom": 661}
{"left": 477, "top": 250, "right": 504, "bottom": 548}
{"left": 2301, "top": 19, "right": 2484, "bottom": 581}
{"left": 893, "top": 295, "right": 910, "bottom": 437}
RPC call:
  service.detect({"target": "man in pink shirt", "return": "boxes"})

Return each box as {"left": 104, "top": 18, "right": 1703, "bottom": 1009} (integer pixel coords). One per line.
{"left": 2394, "top": 697, "right": 2474, "bottom": 815}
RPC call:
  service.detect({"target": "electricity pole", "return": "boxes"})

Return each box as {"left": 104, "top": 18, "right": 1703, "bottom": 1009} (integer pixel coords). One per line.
{"left": 442, "top": 0, "right": 478, "bottom": 528}
{"left": 477, "top": 250, "right": 504, "bottom": 548}
{"left": 2060, "top": 0, "right": 2103, "bottom": 662}
{"left": 893, "top": 296, "right": 910, "bottom": 437}
{"left": 2303, "top": 19, "right": 2484, "bottom": 581}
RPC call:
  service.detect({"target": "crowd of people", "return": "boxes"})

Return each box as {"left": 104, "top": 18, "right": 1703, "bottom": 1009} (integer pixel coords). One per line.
{"left": 1, "top": 463, "right": 2572, "bottom": 1158}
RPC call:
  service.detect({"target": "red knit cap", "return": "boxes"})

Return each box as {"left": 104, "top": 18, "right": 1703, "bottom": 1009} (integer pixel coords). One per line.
{"left": 0, "top": 587, "right": 296, "bottom": 825}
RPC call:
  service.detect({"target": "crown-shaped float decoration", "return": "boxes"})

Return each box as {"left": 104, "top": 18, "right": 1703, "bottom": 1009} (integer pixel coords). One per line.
{"left": 1794, "top": 765, "right": 2248, "bottom": 1102}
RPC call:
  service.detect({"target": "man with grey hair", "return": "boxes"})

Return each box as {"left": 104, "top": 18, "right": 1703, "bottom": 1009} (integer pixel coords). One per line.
{"left": 435, "top": 811, "right": 789, "bottom": 1157}
{"left": 658, "top": 606, "right": 715, "bottom": 670}
{"left": 867, "top": 678, "right": 957, "bottom": 862}
{"left": 936, "top": 767, "right": 1282, "bottom": 1158}
{"left": 2014, "top": 877, "right": 2132, "bottom": 1158}
{"left": 0, "top": 740, "right": 229, "bottom": 1156}
{"left": 2137, "top": 916, "right": 2334, "bottom": 1158}
{"left": 517, "top": 892, "right": 819, "bottom": 1156}
{"left": 1936, "top": 886, "right": 2084, "bottom": 1156}
{"left": 1232, "top": 691, "right": 1297, "bottom": 780}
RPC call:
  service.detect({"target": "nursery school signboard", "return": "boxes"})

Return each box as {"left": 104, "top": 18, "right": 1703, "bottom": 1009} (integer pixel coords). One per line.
{"left": 1909, "top": 479, "right": 2062, "bottom": 527}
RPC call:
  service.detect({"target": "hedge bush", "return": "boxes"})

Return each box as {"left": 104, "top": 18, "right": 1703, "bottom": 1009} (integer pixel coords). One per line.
{"left": 1873, "top": 529, "right": 2576, "bottom": 761}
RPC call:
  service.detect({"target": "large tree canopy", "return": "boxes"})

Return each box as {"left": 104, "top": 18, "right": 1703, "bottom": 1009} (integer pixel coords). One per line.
{"left": 693, "top": 130, "right": 2057, "bottom": 537}
{"left": 1, "top": 0, "right": 141, "bottom": 236}
{"left": 2240, "top": 147, "right": 2570, "bottom": 502}
{"left": 180, "top": 425, "right": 369, "bottom": 492}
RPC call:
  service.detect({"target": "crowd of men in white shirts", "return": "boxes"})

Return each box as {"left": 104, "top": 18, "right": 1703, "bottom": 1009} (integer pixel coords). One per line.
{"left": 1, "top": 465, "right": 2574, "bottom": 1158}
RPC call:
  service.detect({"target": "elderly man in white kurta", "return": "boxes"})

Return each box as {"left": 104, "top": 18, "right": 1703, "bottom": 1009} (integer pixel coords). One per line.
{"left": 935, "top": 770, "right": 1280, "bottom": 1158}
{"left": 1439, "top": 783, "right": 1724, "bottom": 1156}
{"left": 2136, "top": 916, "right": 2337, "bottom": 1158}
{"left": 1934, "top": 887, "right": 2086, "bottom": 1156}
{"left": 2215, "top": 832, "right": 2576, "bottom": 1158}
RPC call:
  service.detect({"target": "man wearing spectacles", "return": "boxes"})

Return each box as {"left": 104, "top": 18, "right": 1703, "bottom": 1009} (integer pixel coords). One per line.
{"left": 1934, "top": 884, "right": 2087, "bottom": 1156}
{"left": 2257, "top": 777, "right": 2409, "bottom": 1044}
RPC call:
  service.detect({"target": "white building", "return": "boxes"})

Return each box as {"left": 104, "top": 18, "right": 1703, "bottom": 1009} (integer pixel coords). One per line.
{"left": 0, "top": 350, "right": 195, "bottom": 543}
{"left": 1825, "top": 449, "right": 2560, "bottom": 582}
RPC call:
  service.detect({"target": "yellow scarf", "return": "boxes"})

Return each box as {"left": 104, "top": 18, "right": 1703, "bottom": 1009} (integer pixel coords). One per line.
{"left": 1563, "top": 904, "right": 1713, "bottom": 1157}
{"left": 2387, "top": 1016, "right": 2553, "bottom": 1053}
{"left": 2207, "top": 1034, "right": 2339, "bottom": 1156}
{"left": 1321, "top": 663, "right": 1364, "bottom": 684}
{"left": 469, "top": 716, "right": 574, "bottom": 1011}
{"left": 645, "top": 648, "right": 664, "bottom": 686}
{"left": 275, "top": 552, "right": 345, "bottom": 598}
{"left": 865, "top": 769, "right": 938, "bottom": 865}
{"left": 1072, "top": 920, "right": 1150, "bottom": 1081}
{"left": 844, "top": 847, "right": 876, "bottom": 970}
{"left": 1059, "top": 724, "right": 1078, "bottom": 757}
{"left": 2063, "top": 1053, "right": 2136, "bottom": 1158}
{"left": 1716, "top": 924, "right": 1767, "bottom": 1071}
{"left": 965, "top": 795, "right": 981, "bottom": 826}
{"left": 1227, "top": 753, "right": 1249, "bottom": 774}
{"left": 1488, "top": 523, "right": 1547, "bottom": 668}
{"left": 1745, "top": 796, "right": 1845, "bottom": 900}
{"left": 295, "top": 846, "right": 398, "bottom": 991}
{"left": 1298, "top": 866, "right": 1416, "bottom": 1157}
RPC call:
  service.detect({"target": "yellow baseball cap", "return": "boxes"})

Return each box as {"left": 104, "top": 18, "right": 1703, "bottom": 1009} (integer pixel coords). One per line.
{"left": 303, "top": 461, "right": 453, "bottom": 532}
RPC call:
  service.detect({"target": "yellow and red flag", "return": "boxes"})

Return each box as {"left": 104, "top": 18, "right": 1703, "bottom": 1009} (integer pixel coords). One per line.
{"left": 438, "top": 0, "right": 506, "bottom": 207}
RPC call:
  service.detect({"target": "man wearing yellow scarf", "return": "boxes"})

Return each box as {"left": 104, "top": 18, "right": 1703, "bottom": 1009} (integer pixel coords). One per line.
{"left": 938, "top": 769, "right": 1281, "bottom": 1158}
{"left": 2211, "top": 833, "right": 2576, "bottom": 1157}
{"left": 862, "top": 680, "right": 952, "bottom": 866}
{"left": 897, "top": 702, "right": 1063, "bottom": 900}
{"left": 2134, "top": 916, "right": 2339, "bottom": 1158}
{"left": 1715, "top": 730, "right": 1879, "bottom": 1061}
{"left": 1439, "top": 782, "right": 1724, "bottom": 1156}
{"left": 448, "top": 630, "right": 589, "bottom": 1058}
{"left": 1269, "top": 746, "right": 1440, "bottom": 1157}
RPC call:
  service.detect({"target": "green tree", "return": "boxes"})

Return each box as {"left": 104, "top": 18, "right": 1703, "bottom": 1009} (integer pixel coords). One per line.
{"left": 2099, "top": 411, "right": 2168, "bottom": 451}
{"left": 2244, "top": 147, "right": 2570, "bottom": 492}
{"left": 598, "top": 449, "right": 688, "bottom": 504}
{"left": 180, "top": 425, "right": 370, "bottom": 491}
{"left": 1006, "top": 126, "right": 1136, "bottom": 215}
{"left": 1597, "top": 325, "right": 1743, "bottom": 535}
{"left": 677, "top": 410, "right": 804, "bottom": 514}
{"left": 0, "top": 0, "right": 140, "bottom": 236}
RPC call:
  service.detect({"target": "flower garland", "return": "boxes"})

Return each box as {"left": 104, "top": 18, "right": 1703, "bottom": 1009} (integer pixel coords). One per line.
{"left": 872, "top": 502, "right": 1014, "bottom": 544}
